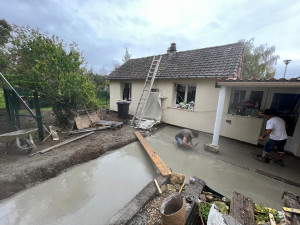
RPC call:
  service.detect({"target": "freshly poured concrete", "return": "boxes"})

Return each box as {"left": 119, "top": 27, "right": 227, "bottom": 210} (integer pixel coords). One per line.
{"left": 1, "top": 125, "right": 300, "bottom": 225}
{"left": 149, "top": 126, "right": 300, "bottom": 210}
{"left": 0, "top": 143, "right": 156, "bottom": 225}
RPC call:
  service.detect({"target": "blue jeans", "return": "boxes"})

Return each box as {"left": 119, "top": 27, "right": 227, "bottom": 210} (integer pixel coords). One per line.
{"left": 264, "top": 139, "right": 286, "bottom": 154}
{"left": 175, "top": 136, "right": 183, "bottom": 146}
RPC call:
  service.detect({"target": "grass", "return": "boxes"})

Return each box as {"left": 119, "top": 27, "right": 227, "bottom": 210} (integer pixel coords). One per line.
{"left": 98, "top": 99, "right": 110, "bottom": 109}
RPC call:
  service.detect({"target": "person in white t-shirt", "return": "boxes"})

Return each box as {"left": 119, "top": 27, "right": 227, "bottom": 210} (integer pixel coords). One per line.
{"left": 257, "top": 109, "right": 287, "bottom": 166}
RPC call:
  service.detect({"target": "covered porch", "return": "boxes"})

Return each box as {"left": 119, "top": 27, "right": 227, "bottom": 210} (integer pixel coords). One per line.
{"left": 208, "top": 78, "right": 300, "bottom": 156}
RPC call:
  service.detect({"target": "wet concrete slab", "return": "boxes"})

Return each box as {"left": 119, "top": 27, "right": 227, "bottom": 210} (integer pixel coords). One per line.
{"left": 1, "top": 125, "right": 300, "bottom": 225}
{"left": 0, "top": 142, "right": 156, "bottom": 225}
{"left": 148, "top": 126, "right": 300, "bottom": 210}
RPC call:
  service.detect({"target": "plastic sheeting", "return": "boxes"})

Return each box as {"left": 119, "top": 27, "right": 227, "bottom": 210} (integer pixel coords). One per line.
{"left": 143, "top": 92, "right": 167, "bottom": 121}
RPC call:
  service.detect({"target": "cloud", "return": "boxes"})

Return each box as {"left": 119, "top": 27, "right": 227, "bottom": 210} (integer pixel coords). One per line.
{"left": 1, "top": 0, "right": 300, "bottom": 73}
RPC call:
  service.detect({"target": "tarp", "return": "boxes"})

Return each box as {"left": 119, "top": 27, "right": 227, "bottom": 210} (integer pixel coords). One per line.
{"left": 143, "top": 92, "right": 167, "bottom": 121}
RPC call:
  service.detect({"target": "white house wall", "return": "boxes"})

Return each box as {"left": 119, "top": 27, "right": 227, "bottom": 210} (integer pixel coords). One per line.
{"left": 110, "top": 79, "right": 263, "bottom": 144}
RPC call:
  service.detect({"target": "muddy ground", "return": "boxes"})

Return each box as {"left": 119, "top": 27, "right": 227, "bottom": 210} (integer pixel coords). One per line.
{"left": 0, "top": 108, "right": 160, "bottom": 201}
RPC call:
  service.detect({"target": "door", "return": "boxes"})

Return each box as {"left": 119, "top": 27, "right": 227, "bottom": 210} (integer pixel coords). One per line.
{"left": 265, "top": 88, "right": 300, "bottom": 154}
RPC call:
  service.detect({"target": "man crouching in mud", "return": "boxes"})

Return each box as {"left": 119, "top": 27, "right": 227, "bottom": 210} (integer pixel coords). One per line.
{"left": 175, "top": 129, "right": 198, "bottom": 149}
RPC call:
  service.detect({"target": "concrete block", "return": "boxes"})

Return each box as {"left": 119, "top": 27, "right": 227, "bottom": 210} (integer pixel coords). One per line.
{"left": 204, "top": 143, "right": 219, "bottom": 153}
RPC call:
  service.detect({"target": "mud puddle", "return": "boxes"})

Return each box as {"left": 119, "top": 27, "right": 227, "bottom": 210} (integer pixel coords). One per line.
{"left": 0, "top": 142, "right": 156, "bottom": 225}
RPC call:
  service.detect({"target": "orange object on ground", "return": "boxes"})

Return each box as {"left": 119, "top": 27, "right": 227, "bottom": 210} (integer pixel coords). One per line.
{"left": 134, "top": 131, "right": 172, "bottom": 176}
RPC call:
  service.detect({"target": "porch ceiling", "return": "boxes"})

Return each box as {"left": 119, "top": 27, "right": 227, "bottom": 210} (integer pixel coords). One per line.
{"left": 217, "top": 77, "right": 300, "bottom": 88}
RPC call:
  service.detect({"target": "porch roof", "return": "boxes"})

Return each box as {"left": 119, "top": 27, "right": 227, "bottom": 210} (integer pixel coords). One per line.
{"left": 216, "top": 77, "right": 300, "bottom": 88}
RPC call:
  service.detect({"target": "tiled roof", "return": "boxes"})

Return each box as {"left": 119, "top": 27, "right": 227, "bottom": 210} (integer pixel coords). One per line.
{"left": 108, "top": 43, "right": 244, "bottom": 80}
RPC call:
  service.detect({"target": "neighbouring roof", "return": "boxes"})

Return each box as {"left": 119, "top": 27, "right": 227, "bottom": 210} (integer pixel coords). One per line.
{"left": 108, "top": 42, "right": 244, "bottom": 80}
{"left": 216, "top": 77, "right": 300, "bottom": 88}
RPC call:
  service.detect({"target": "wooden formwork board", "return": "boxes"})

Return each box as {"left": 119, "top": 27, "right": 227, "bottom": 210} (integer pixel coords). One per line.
{"left": 134, "top": 131, "right": 171, "bottom": 176}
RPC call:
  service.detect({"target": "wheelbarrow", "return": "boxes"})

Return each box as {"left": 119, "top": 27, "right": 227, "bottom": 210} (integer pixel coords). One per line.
{"left": 0, "top": 128, "right": 38, "bottom": 154}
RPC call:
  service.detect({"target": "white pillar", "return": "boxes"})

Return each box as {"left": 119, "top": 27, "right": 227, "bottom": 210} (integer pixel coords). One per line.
{"left": 212, "top": 86, "right": 226, "bottom": 146}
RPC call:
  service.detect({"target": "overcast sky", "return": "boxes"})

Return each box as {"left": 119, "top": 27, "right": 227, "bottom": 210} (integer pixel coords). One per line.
{"left": 1, "top": 0, "right": 300, "bottom": 78}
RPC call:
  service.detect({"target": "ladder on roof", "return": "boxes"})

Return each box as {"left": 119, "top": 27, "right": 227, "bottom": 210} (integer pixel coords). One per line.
{"left": 131, "top": 55, "right": 162, "bottom": 127}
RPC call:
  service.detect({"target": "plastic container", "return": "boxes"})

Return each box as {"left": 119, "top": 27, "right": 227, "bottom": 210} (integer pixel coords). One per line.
{"left": 116, "top": 101, "right": 130, "bottom": 119}
{"left": 160, "top": 193, "right": 186, "bottom": 225}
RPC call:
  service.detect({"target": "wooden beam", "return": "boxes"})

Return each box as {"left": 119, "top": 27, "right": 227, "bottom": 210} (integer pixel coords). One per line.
{"left": 134, "top": 131, "right": 171, "bottom": 176}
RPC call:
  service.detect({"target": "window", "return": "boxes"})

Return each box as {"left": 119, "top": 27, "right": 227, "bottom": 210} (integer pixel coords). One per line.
{"left": 121, "top": 83, "right": 131, "bottom": 101}
{"left": 228, "top": 89, "right": 264, "bottom": 117}
{"left": 175, "top": 84, "right": 196, "bottom": 110}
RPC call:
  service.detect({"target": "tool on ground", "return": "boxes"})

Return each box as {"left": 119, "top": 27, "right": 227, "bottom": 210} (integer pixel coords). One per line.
{"left": 283, "top": 207, "right": 300, "bottom": 214}
{"left": 131, "top": 55, "right": 162, "bottom": 127}
{"left": 154, "top": 179, "right": 162, "bottom": 195}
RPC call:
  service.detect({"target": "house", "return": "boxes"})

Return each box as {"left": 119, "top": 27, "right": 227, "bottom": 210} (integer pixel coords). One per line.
{"left": 108, "top": 43, "right": 300, "bottom": 157}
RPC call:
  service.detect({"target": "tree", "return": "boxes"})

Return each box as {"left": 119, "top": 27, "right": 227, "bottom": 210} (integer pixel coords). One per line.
{"left": 0, "top": 19, "right": 12, "bottom": 72}
{"left": 240, "top": 38, "right": 279, "bottom": 79}
{"left": 5, "top": 26, "right": 98, "bottom": 128}
{"left": 0, "top": 19, "right": 12, "bottom": 46}
{"left": 122, "top": 47, "right": 131, "bottom": 63}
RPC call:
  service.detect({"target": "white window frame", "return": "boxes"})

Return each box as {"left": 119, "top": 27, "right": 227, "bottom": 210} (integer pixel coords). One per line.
{"left": 174, "top": 83, "right": 196, "bottom": 109}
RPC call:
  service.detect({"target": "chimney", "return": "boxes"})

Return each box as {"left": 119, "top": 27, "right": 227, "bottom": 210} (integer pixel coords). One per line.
{"left": 167, "top": 43, "right": 176, "bottom": 54}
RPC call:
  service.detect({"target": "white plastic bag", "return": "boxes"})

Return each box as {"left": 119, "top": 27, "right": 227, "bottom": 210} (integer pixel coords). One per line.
{"left": 207, "top": 203, "right": 227, "bottom": 225}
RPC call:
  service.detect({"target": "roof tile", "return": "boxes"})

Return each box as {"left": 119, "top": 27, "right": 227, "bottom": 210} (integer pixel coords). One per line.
{"left": 108, "top": 42, "right": 244, "bottom": 79}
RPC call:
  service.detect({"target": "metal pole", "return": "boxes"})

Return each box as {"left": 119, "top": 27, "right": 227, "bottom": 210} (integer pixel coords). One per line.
{"left": 34, "top": 91, "right": 44, "bottom": 140}
{"left": 283, "top": 64, "right": 288, "bottom": 79}
{"left": 0, "top": 72, "right": 50, "bottom": 133}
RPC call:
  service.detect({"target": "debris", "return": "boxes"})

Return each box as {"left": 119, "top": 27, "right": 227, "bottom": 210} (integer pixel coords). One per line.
{"left": 170, "top": 173, "right": 185, "bottom": 185}
{"left": 137, "top": 119, "right": 159, "bottom": 129}
{"left": 256, "top": 169, "right": 300, "bottom": 188}
{"left": 49, "top": 125, "right": 59, "bottom": 141}
{"left": 42, "top": 133, "right": 52, "bottom": 142}
{"left": 154, "top": 179, "right": 162, "bottom": 195}
{"left": 50, "top": 125, "right": 62, "bottom": 131}
{"left": 68, "top": 126, "right": 110, "bottom": 135}
{"left": 282, "top": 207, "right": 300, "bottom": 214}
{"left": 230, "top": 192, "right": 256, "bottom": 225}
{"left": 29, "top": 132, "right": 94, "bottom": 156}
{"left": 269, "top": 213, "right": 276, "bottom": 225}
{"left": 200, "top": 194, "right": 207, "bottom": 202}
{"left": 178, "top": 182, "right": 185, "bottom": 194}
{"left": 167, "top": 184, "right": 181, "bottom": 192}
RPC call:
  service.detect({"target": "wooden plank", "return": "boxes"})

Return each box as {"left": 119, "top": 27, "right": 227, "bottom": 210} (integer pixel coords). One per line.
{"left": 74, "top": 115, "right": 91, "bottom": 129}
{"left": 229, "top": 192, "right": 256, "bottom": 225}
{"left": 29, "top": 132, "right": 94, "bottom": 156}
{"left": 255, "top": 169, "right": 300, "bottom": 188}
{"left": 89, "top": 113, "right": 100, "bottom": 123}
{"left": 134, "top": 130, "right": 171, "bottom": 176}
